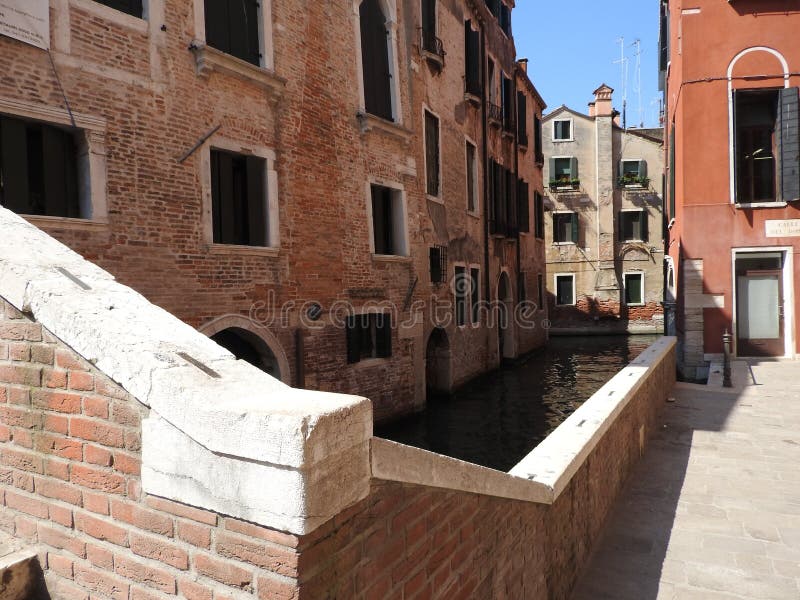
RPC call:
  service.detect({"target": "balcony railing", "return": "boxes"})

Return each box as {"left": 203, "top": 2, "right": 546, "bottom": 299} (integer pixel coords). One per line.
{"left": 421, "top": 30, "right": 445, "bottom": 67}
{"left": 488, "top": 102, "right": 502, "bottom": 126}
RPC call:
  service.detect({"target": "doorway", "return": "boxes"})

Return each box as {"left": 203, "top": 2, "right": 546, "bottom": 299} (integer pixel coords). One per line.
{"left": 734, "top": 252, "right": 786, "bottom": 357}
{"left": 211, "top": 327, "right": 282, "bottom": 379}
{"left": 425, "top": 328, "right": 451, "bottom": 398}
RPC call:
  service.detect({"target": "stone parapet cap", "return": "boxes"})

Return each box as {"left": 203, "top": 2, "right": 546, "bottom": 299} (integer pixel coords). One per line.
{"left": 0, "top": 207, "right": 372, "bottom": 534}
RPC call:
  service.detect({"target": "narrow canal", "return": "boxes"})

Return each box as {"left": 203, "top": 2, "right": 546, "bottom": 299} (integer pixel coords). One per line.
{"left": 376, "top": 334, "right": 661, "bottom": 472}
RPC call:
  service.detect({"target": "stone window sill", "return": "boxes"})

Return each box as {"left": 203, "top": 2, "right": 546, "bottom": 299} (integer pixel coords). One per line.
{"left": 70, "top": 0, "right": 148, "bottom": 33}
{"left": 23, "top": 215, "right": 110, "bottom": 232}
{"left": 190, "top": 43, "right": 286, "bottom": 99}
{"left": 207, "top": 243, "right": 279, "bottom": 257}
{"left": 735, "top": 201, "right": 787, "bottom": 209}
{"left": 357, "top": 113, "right": 412, "bottom": 142}
{"left": 372, "top": 254, "right": 412, "bottom": 264}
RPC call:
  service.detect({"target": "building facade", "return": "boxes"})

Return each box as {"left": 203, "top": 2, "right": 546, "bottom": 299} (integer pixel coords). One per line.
{"left": 542, "top": 86, "right": 665, "bottom": 334}
{"left": 0, "top": 0, "right": 546, "bottom": 421}
{"left": 662, "top": 0, "right": 800, "bottom": 378}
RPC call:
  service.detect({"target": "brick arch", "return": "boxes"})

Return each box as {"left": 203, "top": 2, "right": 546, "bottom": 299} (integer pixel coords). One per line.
{"left": 199, "top": 315, "right": 291, "bottom": 385}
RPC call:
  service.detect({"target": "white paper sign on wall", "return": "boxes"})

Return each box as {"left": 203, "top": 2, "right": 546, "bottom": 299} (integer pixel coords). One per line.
{"left": 765, "top": 219, "right": 800, "bottom": 238}
{"left": 0, "top": 0, "right": 50, "bottom": 50}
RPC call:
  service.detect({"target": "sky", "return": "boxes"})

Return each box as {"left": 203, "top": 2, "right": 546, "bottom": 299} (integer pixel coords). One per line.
{"left": 513, "top": 1, "right": 662, "bottom": 128}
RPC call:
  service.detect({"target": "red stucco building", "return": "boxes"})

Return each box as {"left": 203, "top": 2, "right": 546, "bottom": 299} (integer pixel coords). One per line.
{"left": 662, "top": 0, "right": 800, "bottom": 378}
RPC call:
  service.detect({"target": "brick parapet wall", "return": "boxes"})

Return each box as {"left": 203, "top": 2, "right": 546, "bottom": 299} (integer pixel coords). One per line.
{"left": 0, "top": 297, "right": 304, "bottom": 600}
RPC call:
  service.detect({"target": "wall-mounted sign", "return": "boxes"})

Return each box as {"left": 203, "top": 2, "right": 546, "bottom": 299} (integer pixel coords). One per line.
{"left": 0, "top": 1, "right": 49, "bottom": 50}
{"left": 766, "top": 219, "right": 800, "bottom": 238}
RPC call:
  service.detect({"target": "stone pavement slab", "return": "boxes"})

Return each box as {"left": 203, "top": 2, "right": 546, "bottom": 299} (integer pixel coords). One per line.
{"left": 571, "top": 360, "right": 800, "bottom": 600}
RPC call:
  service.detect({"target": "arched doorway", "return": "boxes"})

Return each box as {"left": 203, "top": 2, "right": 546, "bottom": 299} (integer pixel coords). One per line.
{"left": 498, "top": 272, "right": 515, "bottom": 360}
{"left": 425, "top": 328, "right": 451, "bottom": 398}
{"left": 211, "top": 327, "right": 282, "bottom": 380}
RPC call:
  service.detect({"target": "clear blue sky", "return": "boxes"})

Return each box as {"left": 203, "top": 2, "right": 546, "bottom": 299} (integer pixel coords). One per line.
{"left": 513, "top": 1, "right": 662, "bottom": 128}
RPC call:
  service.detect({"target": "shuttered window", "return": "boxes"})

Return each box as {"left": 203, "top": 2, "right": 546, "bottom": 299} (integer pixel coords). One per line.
{"left": 534, "top": 116, "right": 544, "bottom": 163}
{"left": 668, "top": 126, "right": 675, "bottom": 218}
{"left": 371, "top": 184, "right": 394, "bottom": 254}
{"left": 518, "top": 179, "right": 530, "bottom": 233}
{"left": 455, "top": 266, "right": 467, "bottom": 326}
{"left": 550, "top": 157, "right": 578, "bottom": 185}
{"left": 204, "top": 0, "right": 261, "bottom": 66}
{"left": 421, "top": 0, "right": 437, "bottom": 53}
{"left": 360, "top": 0, "right": 393, "bottom": 121}
{"left": 553, "top": 120, "right": 571, "bottom": 140}
{"left": 779, "top": 87, "right": 800, "bottom": 202}
{"left": 517, "top": 91, "right": 528, "bottom": 146}
{"left": 499, "top": 4, "right": 511, "bottom": 37}
{"left": 489, "top": 160, "right": 518, "bottom": 236}
{"left": 94, "top": 0, "right": 143, "bottom": 18}
{"left": 619, "top": 210, "right": 649, "bottom": 242}
{"left": 555, "top": 274, "right": 575, "bottom": 306}
{"left": 210, "top": 149, "right": 266, "bottom": 246}
{"left": 464, "top": 22, "right": 480, "bottom": 96}
{"left": 346, "top": 313, "right": 391, "bottom": 363}
{"left": 470, "top": 267, "right": 480, "bottom": 324}
{"left": 537, "top": 273, "right": 544, "bottom": 311}
{"left": 502, "top": 76, "right": 514, "bottom": 132}
{"left": 466, "top": 141, "right": 477, "bottom": 212}
{"left": 624, "top": 273, "right": 644, "bottom": 305}
{"left": 619, "top": 159, "right": 648, "bottom": 186}
{"left": 0, "top": 115, "right": 81, "bottom": 218}
{"left": 553, "top": 212, "right": 578, "bottom": 244}
{"left": 425, "top": 111, "right": 440, "bottom": 196}
{"left": 534, "top": 191, "right": 544, "bottom": 239}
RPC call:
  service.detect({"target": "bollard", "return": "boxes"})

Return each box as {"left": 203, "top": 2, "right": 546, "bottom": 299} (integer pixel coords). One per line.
{"left": 722, "top": 329, "right": 732, "bottom": 388}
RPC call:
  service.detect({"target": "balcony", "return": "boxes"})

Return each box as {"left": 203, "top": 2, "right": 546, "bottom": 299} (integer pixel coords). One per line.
{"left": 421, "top": 30, "right": 445, "bottom": 69}
{"left": 549, "top": 179, "right": 581, "bottom": 193}
{"left": 464, "top": 78, "right": 481, "bottom": 106}
{"left": 488, "top": 102, "right": 502, "bottom": 127}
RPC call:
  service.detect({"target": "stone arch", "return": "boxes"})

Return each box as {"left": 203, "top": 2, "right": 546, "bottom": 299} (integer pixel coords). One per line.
{"left": 199, "top": 315, "right": 291, "bottom": 384}
{"left": 425, "top": 327, "right": 451, "bottom": 397}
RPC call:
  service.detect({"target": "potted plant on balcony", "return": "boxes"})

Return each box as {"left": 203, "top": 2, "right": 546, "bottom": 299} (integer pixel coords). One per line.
{"left": 617, "top": 174, "right": 650, "bottom": 188}
{"left": 549, "top": 178, "right": 580, "bottom": 192}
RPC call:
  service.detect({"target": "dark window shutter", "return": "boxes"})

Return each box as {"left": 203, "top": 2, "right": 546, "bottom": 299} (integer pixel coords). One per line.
{"left": 205, "top": 0, "right": 231, "bottom": 58}
{"left": 731, "top": 90, "right": 738, "bottom": 202}
{"left": 230, "top": 154, "right": 248, "bottom": 244}
{"left": 502, "top": 77, "right": 514, "bottom": 131}
{"left": 41, "top": 125, "right": 79, "bottom": 218}
{"left": 346, "top": 317, "right": 360, "bottom": 363}
{"left": 534, "top": 116, "right": 542, "bottom": 158}
{"left": 470, "top": 267, "right": 480, "bottom": 323}
{"left": 548, "top": 158, "right": 555, "bottom": 184}
{"left": 638, "top": 159, "right": 648, "bottom": 181}
{"left": 226, "top": 0, "right": 260, "bottom": 65}
{"left": 571, "top": 212, "right": 579, "bottom": 243}
{"left": 96, "top": 0, "right": 143, "bottom": 18}
{"left": 506, "top": 168, "right": 516, "bottom": 233}
{"left": 464, "top": 23, "right": 480, "bottom": 95}
{"left": 489, "top": 160, "right": 498, "bottom": 234}
{"left": 618, "top": 211, "right": 624, "bottom": 241}
{"left": 0, "top": 116, "right": 30, "bottom": 214}
{"left": 376, "top": 314, "right": 392, "bottom": 358}
{"left": 422, "top": 0, "right": 436, "bottom": 37}
{"left": 425, "top": 112, "right": 439, "bottom": 196}
{"left": 360, "top": 0, "right": 393, "bottom": 121}
{"left": 517, "top": 91, "right": 527, "bottom": 142}
{"left": 779, "top": 87, "right": 800, "bottom": 202}
{"left": 371, "top": 185, "right": 393, "bottom": 254}
{"left": 534, "top": 192, "right": 544, "bottom": 238}
{"left": 246, "top": 156, "right": 266, "bottom": 246}
{"left": 669, "top": 126, "right": 676, "bottom": 216}
{"left": 518, "top": 180, "right": 529, "bottom": 233}
{"left": 641, "top": 210, "right": 649, "bottom": 242}
{"left": 569, "top": 156, "right": 579, "bottom": 180}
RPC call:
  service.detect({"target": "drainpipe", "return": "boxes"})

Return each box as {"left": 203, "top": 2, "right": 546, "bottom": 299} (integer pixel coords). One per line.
{"left": 480, "top": 26, "right": 491, "bottom": 305}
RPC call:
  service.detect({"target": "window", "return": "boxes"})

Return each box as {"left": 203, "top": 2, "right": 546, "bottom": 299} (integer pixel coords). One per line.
{"left": 534, "top": 191, "right": 544, "bottom": 239}
{"left": 210, "top": 149, "right": 267, "bottom": 246}
{"left": 619, "top": 210, "right": 649, "bottom": 242}
{"left": 94, "top": 0, "right": 143, "bottom": 17}
{"left": 624, "top": 273, "right": 644, "bottom": 306}
{"left": 553, "top": 212, "right": 578, "bottom": 244}
{"left": 555, "top": 274, "right": 575, "bottom": 306}
{"left": 553, "top": 119, "right": 572, "bottom": 141}
{"left": 454, "top": 266, "right": 479, "bottom": 326}
{"left": 550, "top": 157, "right": 578, "bottom": 186}
{"left": 204, "top": 0, "right": 261, "bottom": 65}
{"left": 425, "top": 110, "right": 440, "bottom": 197}
{"left": 464, "top": 22, "right": 481, "bottom": 97}
{"left": 489, "top": 160, "right": 516, "bottom": 236}
{"left": 360, "top": 0, "right": 394, "bottom": 121}
{"left": 517, "top": 91, "right": 528, "bottom": 146}
{"left": 619, "top": 159, "right": 648, "bottom": 187}
{"left": 534, "top": 116, "right": 544, "bottom": 164}
{"left": 466, "top": 141, "right": 477, "bottom": 212}
{"left": 487, "top": 59, "right": 497, "bottom": 106}
{"left": 502, "top": 76, "right": 514, "bottom": 133}
{"left": 421, "top": 0, "right": 442, "bottom": 58}
{"left": 0, "top": 115, "right": 83, "bottom": 218}
{"left": 518, "top": 179, "right": 530, "bottom": 233}
{"left": 499, "top": 3, "right": 511, "bottom": 37}
{"left": 537, "top": 273, "right": 544, "bottom": 310}
{"left": 370, "top": 184, "right": 407, "bottom": 256}
{"left": 346, "top": 313, "right": 391, "bottom": 363}
{"left": 429, "top": 245, "right": 447, "bottom": 284}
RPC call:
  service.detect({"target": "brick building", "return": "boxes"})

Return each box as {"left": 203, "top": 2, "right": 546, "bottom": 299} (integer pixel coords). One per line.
{"left": 542, "top": 86, "right": 665, "bottom": 334}
{"left": 0, "top": 0, "right": 546, "bottom": 422}
{"left": 661, "top": 0, "right": 800, "bottom": 379}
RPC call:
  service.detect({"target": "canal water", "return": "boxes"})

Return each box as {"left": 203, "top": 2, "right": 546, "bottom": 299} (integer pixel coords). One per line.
{"left": 376, "top": 334, "right": 661, "bottom": 472}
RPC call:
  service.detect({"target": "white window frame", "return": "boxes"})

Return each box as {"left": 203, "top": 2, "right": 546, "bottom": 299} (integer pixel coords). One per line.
{"left": 554, "top": 273, "right": 576, "bottom": 306}
{"left": 465, "top": 136, "right": 479, "bottom": 216}
{"left": 620, "top": 159, "right": 642, "bottom": 177}
{"left": 552, "top": 210, "right": 577, "bottom": 246}
{"left": 550, "top": 155, "right": 576, "bottom": 185}
{"left": 487, "top": 55, "right": 498, "bottom": 106}
{"left": 619, "top": 208, "right": 647, "bottom": 242}
{"left": 423, "top": 105, "right": 442, "bottom": 201}
{"left": 623, "top": 271, "right": 645, "bottom": 306}
{"left": 192, "top": 0, "right": 275, "bottom": 70}
{"left": 0, "top": 96, "right": 108, "bottom": 226}
{"left": 199, "top": 136, "right": 280, "bottom": 253}
{"left": 365, "top": 178, "right": 410, "bottom": 258}
{"left": 452, "top": 262, "right": 481, "bottom": 328}
{"left": 353, "top": 0, "right": 403, "bottom": 124}
{"left": 552, "top": 118, "right": 574, "bottom": 142}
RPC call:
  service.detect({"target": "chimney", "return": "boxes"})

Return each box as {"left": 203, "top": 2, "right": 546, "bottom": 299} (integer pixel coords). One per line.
{"left": 588, "top": 102, "right": 596, "bottom": 118}
{"left": 592, "top": 83, "right": 614, "bottom": 117}
{"left": 517, "top": 58, "right": 528, "bottom": 73}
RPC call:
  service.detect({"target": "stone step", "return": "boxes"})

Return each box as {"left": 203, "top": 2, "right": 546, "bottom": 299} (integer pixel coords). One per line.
{"left": 0, "top": 531, "right": 43, "bottom": 600}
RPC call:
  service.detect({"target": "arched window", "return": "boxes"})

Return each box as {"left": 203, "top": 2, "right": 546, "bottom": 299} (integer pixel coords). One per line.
{"left": 360, "top": 0, "right": 393, "bottom": 121}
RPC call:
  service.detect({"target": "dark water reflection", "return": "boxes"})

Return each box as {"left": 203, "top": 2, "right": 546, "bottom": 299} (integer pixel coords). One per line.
{"left": 376, "top": 335, "right": 661, "bottom": 472}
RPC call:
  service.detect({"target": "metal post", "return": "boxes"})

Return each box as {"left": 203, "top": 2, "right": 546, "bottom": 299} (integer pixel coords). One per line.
{"left": 722, "top": 329, "right": 732, "bottom": 388}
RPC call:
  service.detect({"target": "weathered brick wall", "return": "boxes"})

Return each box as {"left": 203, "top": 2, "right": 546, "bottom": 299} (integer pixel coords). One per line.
{"left": 297, "top": 343, "right": 676, "bottom": 600}
{"left": 549, "top": 297, "right": 664, "bottom": 331}
{"left": 0, "top": 297, "right": 304, "bottom": 600}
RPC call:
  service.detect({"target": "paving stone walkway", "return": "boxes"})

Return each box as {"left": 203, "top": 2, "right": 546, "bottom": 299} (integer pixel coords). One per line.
{"left": 571, "top": 360, "right": 800, "bottom": 600}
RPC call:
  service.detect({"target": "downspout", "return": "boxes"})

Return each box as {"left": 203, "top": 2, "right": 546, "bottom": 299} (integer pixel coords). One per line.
{"left": 481, "top": 26, "right": 491, "bottom": 305}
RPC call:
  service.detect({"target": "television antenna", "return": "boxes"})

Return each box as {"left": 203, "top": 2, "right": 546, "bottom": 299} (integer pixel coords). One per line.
{"left": 613, "top": 37, "right": 629, "bottom": 129}
{"left": 632, "top": 39, "right": 643, "bottom": 128}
